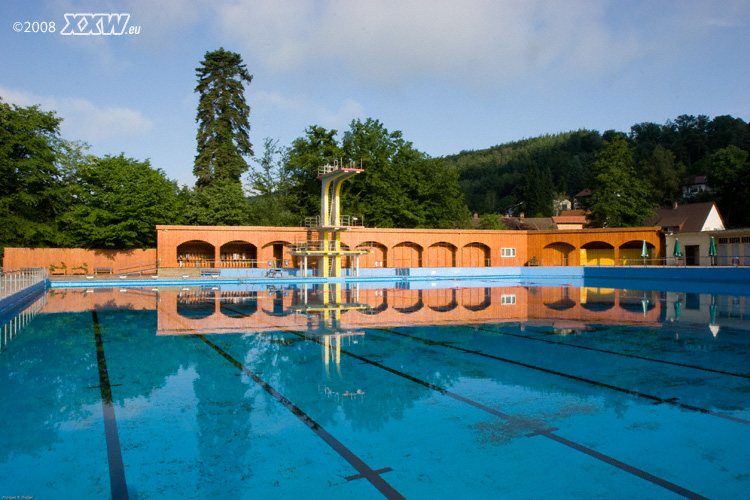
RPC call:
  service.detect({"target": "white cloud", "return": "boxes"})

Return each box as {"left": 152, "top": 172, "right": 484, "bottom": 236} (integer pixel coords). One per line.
{"left": 214, "top": 0, "right": 644, "bottom": 88}
{"left": 0, "top": 86, "right": 154, "bottom": 142}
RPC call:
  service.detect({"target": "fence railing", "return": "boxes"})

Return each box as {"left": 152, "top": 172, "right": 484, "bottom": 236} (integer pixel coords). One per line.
{"left": 0, "top": 267, "right": 48, "bottom": 301}
{"left": 117, "top": 260, "right": 161, "bottom": 275}
{"left": 1, "top": 291, "right": 47, "bottom": 352}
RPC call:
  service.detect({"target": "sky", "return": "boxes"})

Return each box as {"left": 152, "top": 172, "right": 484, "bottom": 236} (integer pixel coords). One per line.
{"left": 2, "top": 0, "right": 749, "bottom": 187}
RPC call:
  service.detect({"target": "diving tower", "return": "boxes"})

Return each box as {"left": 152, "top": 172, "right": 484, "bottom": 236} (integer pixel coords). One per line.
{"left": 291, "top": 160, "right": 370, "bottom": 277}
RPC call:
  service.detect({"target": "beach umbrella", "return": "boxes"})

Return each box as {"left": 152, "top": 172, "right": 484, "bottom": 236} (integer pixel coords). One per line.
{"left": 709, "top": 236, "right": 717, "bottom": 265}
{"left": 641, "top": 240, "right": 648, "bottom": 257}
{"left": 709, "top": 302, "right": 719, "bottom": 337}
{"left": 673, "top": 238, "right": 682, "bottom": 257}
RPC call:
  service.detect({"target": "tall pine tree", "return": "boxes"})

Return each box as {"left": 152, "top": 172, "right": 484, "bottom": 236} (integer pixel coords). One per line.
{"left": 194, "top": 48, "right": 253, "bottom": 187}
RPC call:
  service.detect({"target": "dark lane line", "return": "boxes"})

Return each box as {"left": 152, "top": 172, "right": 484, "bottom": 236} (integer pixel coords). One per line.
{"left": 217, "top": 303, "right": 710, "bottom": 499}
{"left": 92, "top": 309, "right": 130, "bottom": 500}
{"left": 469, "top": 324, "right": 750, "bottom": 379}
{"left": 194, "top": 334, "right": 406, "bottom": 500}
{"left": 280, "top": 329, "right": 710, "bottom": 500}
{"left": 375, "top": 327, "right": 750, "bottom": 426}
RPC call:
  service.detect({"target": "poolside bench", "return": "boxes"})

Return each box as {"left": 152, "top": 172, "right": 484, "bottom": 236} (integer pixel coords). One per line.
{"left": 266, "top": 268, "right": 283, "bottom": 278}
{"left": 94, "top": 267, "right": 113, "bottom": 275}
{"left": 200, "top": 268, "right": 221, "bottom": 277}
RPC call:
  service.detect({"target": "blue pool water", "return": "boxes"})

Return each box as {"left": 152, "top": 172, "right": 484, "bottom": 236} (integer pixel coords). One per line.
{"left": 1, "top": 282, "right": 749, "bottom": 499}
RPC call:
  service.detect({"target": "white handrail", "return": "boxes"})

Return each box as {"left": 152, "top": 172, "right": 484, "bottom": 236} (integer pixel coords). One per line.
{"left": 0, "top": 267, "right": 48, "bottom": 301}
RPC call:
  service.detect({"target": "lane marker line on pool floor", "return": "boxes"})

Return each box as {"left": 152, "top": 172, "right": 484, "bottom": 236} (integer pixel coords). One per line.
{"left": 194, "top": 333, "right": 406, "bottom": 500}
{"left": 377, "top": 327, "right": 750, "bottom": 426}
{"left": 91, "top": 308, "right": 130, "bottom": 500}
{"left": 276, "top": 325, "right": 712, "bottom": 500}
{"left": 217, "top": 303, "right": 712, "bottom": 500}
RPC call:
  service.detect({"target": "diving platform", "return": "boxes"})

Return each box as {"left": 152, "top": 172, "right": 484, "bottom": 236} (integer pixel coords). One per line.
{"left": 296, "top": 159, "right": 370, "bottom": 278}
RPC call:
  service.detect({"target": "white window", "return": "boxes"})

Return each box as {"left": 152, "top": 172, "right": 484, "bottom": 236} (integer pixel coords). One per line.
{"left": 501, "top": 294, "right": 516, "bottom": 305}
{"left": 501, "top": 248, "right": 516, "bottom": 257}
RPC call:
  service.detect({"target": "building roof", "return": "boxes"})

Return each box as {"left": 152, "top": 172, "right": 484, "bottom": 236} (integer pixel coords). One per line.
{"left": 649, "top": 202, "right": 723, "bottom": 233}
{"left": 574, "top": 188, "right": 592, "bottom": 198}
{"left": 683, "top": 175, "right": 708, "bottom": 186}
{"left": 503, "top": 216, "right": 557, "bottom": 230}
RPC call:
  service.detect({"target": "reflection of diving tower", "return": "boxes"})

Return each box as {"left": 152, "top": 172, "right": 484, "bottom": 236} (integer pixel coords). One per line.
{"left": 291, "top": 160, "right": 370, "bottom": 278}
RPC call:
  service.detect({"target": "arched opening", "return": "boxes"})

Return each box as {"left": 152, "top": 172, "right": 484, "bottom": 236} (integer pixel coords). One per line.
{"left": 392, "top": 242, "right": 423, "bottom": 268}
{"left": 461, "top": 243, "right": 490, "bottom": 267}
{"left": 544, "top": 286, "right": 576, "bottom": 311}
{"left": 619, "top": 240, "right": 655, "bottom": 266}
{"left": 177, "top": 240, "right": 215, "bottom": 268}
{"left": 425, "top": 242, "right": 457, "bottom": 267}
{"left": 581, "top": 241, "right": 615, "bottom": 266}
{"left": 262, "top": 241, "right": 293, "bottom": 268}
{"left": 357, "top": 241, "right": 387, "bottom": 268}
{"left": 393, "top": 290, "right": 424, "bottom": 313}
{"left": 177, "top": 291, "right": 215, "bottom": 319}
{"left": 580, "top": 288, "right": 615, "bottom": 311}
{"left": 220, "top": 241, "right": 257, "bottom": 268}
{"left": 427, "top": 289, "right": 458, "bottom": 313}
{"left": 543, "top": 242, "right": 576, "bottom": 266}
{"left": 262, "top": 290, "right": 293, "bottom": 316}
{"left": 219, "top": 292, "right": 258, "bottom": 317}
{"left": 462, "top": 288, "right": 492, "bottom": 311}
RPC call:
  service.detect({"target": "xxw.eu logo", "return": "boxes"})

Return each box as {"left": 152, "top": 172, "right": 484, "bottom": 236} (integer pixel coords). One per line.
{"left": 60, "top": 13, "right": 140, "bottom": 35}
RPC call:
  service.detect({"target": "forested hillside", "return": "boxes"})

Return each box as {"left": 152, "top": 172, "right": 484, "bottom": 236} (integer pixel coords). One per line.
{"left": 448, "top": 115, "right": 750, "bottom": 228}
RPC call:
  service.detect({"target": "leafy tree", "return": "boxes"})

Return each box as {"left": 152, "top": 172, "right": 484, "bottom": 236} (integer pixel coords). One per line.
{"left": 184, "top": 178, "right": 250, "bottom": 226}
{"left": 588, "top": 135, "right": 653, "bottom": 227}
{"left": 340, "top": 118, "right": 469, "bottom": 228}
{"left": 286, "top": 119, "right": 469, "bottom": 228}
{"left": 640, "top": 145, "right": 685, "bottom": 205}
{"left": 285, "top": 125, "right": 342, "bottom": 221}
{"left": 246, "top": 138, "right": 298, "bottom": 226}
{"left": 709, "top": 145, "right": 750, "bottom": 228}
{"left": 0, "top": 101, "right": 66, "bottom": 249}
{"left": 59, "top": 154, "right": 183, "bottom": 248}
{"left": 194, "top": 48, "right": 254, "bottom": 187}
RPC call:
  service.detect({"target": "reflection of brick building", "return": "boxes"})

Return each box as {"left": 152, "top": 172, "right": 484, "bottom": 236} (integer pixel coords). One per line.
{"left": 150, "top": 285, "right": 666, "bottom": 336}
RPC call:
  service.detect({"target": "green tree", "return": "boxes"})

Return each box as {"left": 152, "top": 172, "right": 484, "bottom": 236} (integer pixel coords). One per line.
{"left": 640, "top": 145, "right": 685, "bottom": 205}
{"left": 286, "top": 125, "right": 343, "bottom": 221}
{"left": 0, "top": 101, "right": 66, "bottom": 249}
{"left": 59, "top": 154, "right": 183, "bottom": 248}
{"left": 340, "top": 118, "right": 469, "bottom": 228}
{"left": 709, "top": 145, "right": 750, "bottom": 227}
{"left": 184, "top": 177, "right": 250, "bottom": 226}
{"left": 588, "top": 135, "right": 653, "bottom": 227}
{"left": 194, "top": 48, "right": 254, "bottom": 187}
{"left": 246, "top": 138, "right": 298, "bottom": 226}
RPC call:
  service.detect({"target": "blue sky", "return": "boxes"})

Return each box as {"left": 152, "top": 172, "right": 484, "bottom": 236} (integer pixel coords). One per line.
{"left": 2, "top": 0, "right": 749, "bottom": 186}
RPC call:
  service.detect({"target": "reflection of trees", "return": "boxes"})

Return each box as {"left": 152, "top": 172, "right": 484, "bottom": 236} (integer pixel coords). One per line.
{"left": 0, "top": 312, "right": 102, "bottom": 461}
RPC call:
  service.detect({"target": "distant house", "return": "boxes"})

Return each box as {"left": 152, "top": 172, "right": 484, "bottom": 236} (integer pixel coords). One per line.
{"left": 682, "top": 175, "right": 710, "bottom": 199}
{"left": 553, "top": 209, "right": 588, "bottom": 230}
{"left": 573, "top": 188, "right": 592, "bottom": 209}
{"left": 650, "top": 201, "right": 725, "bottom": 234}
{"left": 652, "top": 202, "right": 726, "bottom": 266}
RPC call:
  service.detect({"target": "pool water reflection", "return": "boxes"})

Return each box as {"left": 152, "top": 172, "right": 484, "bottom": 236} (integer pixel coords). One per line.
{"left": 1, "top": 282, "right": 749, "bottom": 499}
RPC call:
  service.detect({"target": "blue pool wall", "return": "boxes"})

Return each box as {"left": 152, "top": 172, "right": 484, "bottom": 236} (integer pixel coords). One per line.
{"left": 217, "top": 265, "right": 750, "bottom": 283}
{"left": 42, "top": 266, "right": 750, "bottom": 297}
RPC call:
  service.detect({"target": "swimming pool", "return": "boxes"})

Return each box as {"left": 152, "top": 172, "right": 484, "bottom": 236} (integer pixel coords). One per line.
{"left": 1, "top": 282, "right": 749, "bottom": 499}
